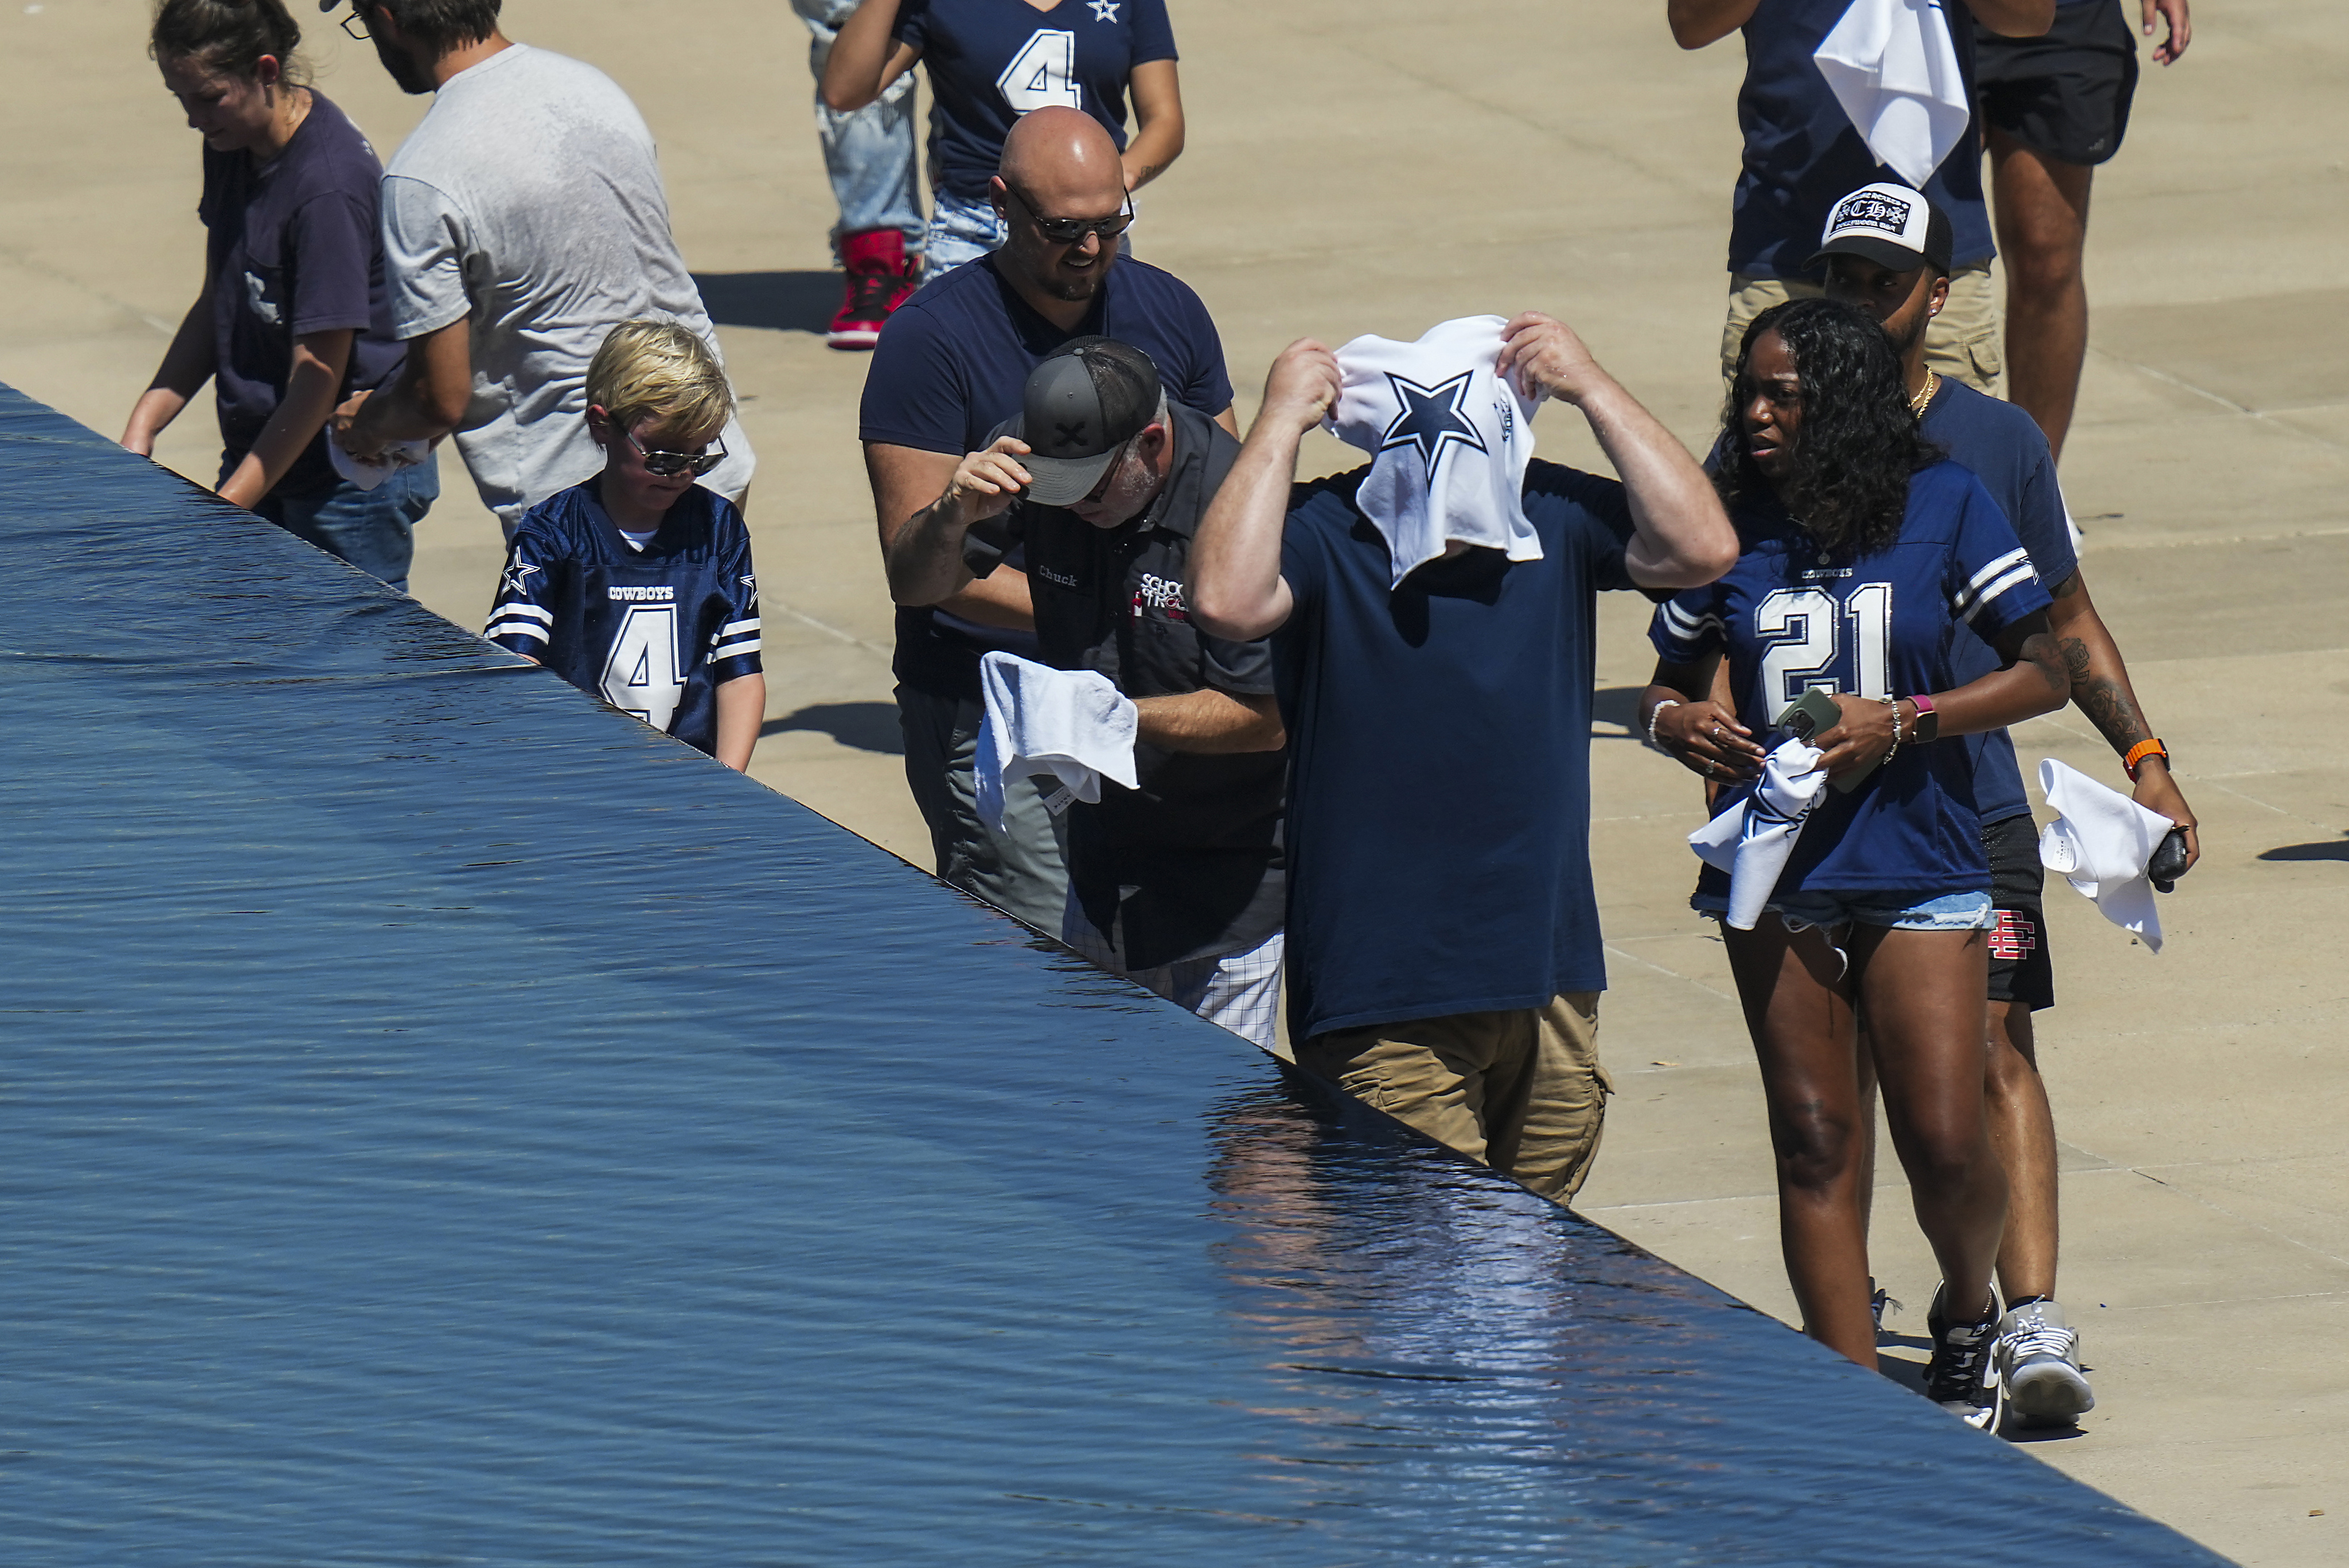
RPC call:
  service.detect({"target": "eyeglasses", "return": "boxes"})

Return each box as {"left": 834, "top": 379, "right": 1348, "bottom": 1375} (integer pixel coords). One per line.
{"left": 338, "top": 6, "right": 369, "bottom": 41}
{"left": 623, "top": 428, "right": 729, "bottom": 478}
{"left": 1001, "top": 181, "right": 1134, "bottom": 247}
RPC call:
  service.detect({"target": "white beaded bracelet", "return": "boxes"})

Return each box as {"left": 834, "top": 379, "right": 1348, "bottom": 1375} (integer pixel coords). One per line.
{"left": 1646, "top": 699, "right": 1681, "bottom": 748}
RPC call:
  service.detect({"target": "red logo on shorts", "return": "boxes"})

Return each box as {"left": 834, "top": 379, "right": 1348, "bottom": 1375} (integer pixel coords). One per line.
{"left": 1989, "top": 910, "right": 2038, "bottom": 961}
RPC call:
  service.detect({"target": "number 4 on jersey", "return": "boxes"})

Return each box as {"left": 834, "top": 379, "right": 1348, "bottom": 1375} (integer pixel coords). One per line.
{"left": 601, "top": 604, "right": 686, "bottom": 734}
{"left": 997, "top": 30, "right": 1082, "bottom": 114}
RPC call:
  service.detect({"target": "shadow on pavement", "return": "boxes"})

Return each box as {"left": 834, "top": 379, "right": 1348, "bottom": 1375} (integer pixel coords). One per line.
{"left": 694, "top": 271, "right": 838, "bottom": 334}
{"left": 763, "top": 701, "right": 903, "bottom": 754}
{"left": 2258, "top": 836, "right": 2349, "bottom": 863}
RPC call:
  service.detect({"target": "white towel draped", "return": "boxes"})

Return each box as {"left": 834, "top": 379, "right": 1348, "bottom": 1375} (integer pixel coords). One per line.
{"left": 1690, "top": 738, "right": 1831, "bottom": 930}
{"left": 2036, "top": 758, "right": 2174, "bottom": 953}
{"left": 1325, "top": 315, "right": 1543, "bottom": 588}
{"left": 1813, "top": 0, "right": 1972, "bottom": 189}
{"left": 974, "top": 651, "right": 1139, "bottom": 833}
{"left": 329, "top": 436, "right": 431, "bottom": 494}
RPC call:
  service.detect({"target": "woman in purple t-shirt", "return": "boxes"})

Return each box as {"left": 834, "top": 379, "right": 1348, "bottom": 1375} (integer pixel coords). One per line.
{"left": 821, "top": 0, "right": 1185, "bottom": 276}
{"left": 121, "top": 0, "right": 435, "bottom": 592}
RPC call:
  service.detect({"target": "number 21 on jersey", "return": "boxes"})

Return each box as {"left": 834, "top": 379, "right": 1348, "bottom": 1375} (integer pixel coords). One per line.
{"left": 602, "top": 604, "right": 686, "bottom": 734}
{"left": 1755, "top": 583, "right": 1892, "bottom": 709}
{"left": 997, "top": 30, "right": 1081, "bottom": 114}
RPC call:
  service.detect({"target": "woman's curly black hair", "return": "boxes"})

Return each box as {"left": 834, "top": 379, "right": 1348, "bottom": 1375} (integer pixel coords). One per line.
{"left": 1714, "top": 297, "right": 1938, "bottom": 559}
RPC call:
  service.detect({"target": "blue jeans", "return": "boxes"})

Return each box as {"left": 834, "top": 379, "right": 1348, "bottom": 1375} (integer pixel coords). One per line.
{"left": 251, "top": 456, "right": 439, "bottom": 595}
{"left": 796, "top": 2, "right": 924, "bottom": 248}
{"left": 924, "top": 191, "right": 1009, "bottom": 278}
{"left": 1694, "top": 887, "right": 1996, "bottom": 933}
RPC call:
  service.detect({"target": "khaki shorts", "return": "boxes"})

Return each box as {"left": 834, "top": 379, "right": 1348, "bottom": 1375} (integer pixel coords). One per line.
{"left": 1295, "top": 993, "right": 1612, "bottom": 1204}
{"left": 1721, "top": 262, "right": 2002, "bottom": 395}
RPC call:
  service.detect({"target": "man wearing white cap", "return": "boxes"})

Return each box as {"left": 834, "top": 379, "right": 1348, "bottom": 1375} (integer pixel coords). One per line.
{"left": 1189, "top": 314, "right": 1737, "bottom": 1203}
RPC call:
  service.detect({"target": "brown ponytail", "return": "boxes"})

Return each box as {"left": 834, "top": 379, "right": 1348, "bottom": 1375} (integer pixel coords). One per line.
{"left": 151, "top": 0, "right": 308, "bottom": 85}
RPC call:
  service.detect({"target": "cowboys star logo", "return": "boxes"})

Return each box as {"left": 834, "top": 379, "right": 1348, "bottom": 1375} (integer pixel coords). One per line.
{"left": 500, "top": 560, "right": 541, "bottom": 598}
{"left": 1377, "top": 371, "right": 1488, "bottom": 483}
{"left": 1087, "top": 0, "right": 1121, "bottom": 19}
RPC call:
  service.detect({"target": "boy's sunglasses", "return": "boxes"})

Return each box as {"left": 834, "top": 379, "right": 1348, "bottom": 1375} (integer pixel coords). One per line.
{"left": 624, "top": 428, "right": 728, "bottom": 478}
{"left": 1001, "top": 181, "right": 1134, "bottom": 247}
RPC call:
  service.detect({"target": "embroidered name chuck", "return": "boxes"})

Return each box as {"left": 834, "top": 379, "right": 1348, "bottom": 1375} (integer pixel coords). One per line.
{"left": 485, "top": 480, "right": 762, "bottom": 758}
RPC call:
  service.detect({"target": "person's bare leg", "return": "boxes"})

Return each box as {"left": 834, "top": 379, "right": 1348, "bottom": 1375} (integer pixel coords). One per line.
{"left": 1723, "top": 919, "right": 1876, "bottom": 1366}
{"left": 1989, "top": 128, "right": 2096, "bottom": 461}
{"left": 1986, "top": 1000, "right": 2059, "bottom": 1300}
{"left": 1853, "top": 926, "right": 2005, "bottom": 1322}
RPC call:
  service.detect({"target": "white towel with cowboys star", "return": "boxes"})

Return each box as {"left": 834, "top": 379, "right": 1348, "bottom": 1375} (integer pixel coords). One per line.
{"left": 1813, "top": 0, "right": 1971, "bottom": 188}
{"left": 1325, "top": 315, "right": 1542, "bottom": 588}
{"left": 329, "top": 435, "right": 430, "bottom": 493}
{"left": 976, "top": 651, "right": 1138, "bottom": 833}
{"left": 1689, "top": 738, "right": 1831, "bottom": 930}
{"left": 2036, "top": 758, "right": 2173, "bottom": 953}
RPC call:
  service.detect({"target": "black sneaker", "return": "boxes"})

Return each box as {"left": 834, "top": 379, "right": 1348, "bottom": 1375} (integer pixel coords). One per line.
{"left": 1924, "top": 1283, "right": 2003, "bottom": 1432}
{"left": 1995, "top": 1298, "right": 2095, "bottom": 1426}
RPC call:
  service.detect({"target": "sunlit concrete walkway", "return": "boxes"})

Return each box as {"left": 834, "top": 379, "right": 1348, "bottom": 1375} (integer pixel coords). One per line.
{"left": 5, "top": 1, "right": 2343, "bottom": 1560}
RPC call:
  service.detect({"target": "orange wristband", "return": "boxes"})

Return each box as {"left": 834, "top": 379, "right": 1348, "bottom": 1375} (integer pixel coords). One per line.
{"left": 2124, "top": 738, "right": 2168, "bottom": 781}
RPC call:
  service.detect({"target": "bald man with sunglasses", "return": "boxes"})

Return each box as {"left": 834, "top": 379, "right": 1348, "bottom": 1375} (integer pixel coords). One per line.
{"left": 858, "top": 107, "right": 1236, "bottom": 933}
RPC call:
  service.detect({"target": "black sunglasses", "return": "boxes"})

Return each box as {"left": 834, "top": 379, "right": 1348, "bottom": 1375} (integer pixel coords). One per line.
{"left": 338, "top": 6, "right": 369, "bottom": 41}
{"left": 623, "top": 427, "right": 728, "bottom": 478}
{"left": 1000, "top": 181, "right": 1134, "bottom": 247}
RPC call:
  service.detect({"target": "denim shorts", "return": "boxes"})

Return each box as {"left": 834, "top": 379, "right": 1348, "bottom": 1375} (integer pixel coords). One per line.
{"left": 1692, "top": 887, "right": 1996, "bottom": 933}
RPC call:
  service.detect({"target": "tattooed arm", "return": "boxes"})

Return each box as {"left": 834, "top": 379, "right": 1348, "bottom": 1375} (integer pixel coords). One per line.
{"left": 2046, "top": 569, "right": 2200, "bottom": 868}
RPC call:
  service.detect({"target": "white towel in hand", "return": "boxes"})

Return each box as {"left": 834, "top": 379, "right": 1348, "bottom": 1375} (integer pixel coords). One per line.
{"left": 975, "top": 651, "right": 1139, "bottom": 833}
{"left": 2036, "top": 758, "right": 2173, "bottom": 953}
{"left": 1690, "top": 738, "right": 1829, "bottom": 930}
{"left": 330, "top": 435, "right": 430, "bottom": 493}
{"left": 1325, "top": 315, "right": 1542, "bottom": 588}
{"left": 1813, "top": 0, "right": 1972, "bottom": 188}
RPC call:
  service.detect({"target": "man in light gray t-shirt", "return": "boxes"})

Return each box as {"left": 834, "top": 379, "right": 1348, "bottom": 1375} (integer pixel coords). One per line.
{"left": 333, "top": 2, "right": 754, "bottom": 530}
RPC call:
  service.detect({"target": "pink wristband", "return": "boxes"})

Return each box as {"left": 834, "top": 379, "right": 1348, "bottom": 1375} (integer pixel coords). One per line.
{"left": 1909, "top": 692, "right": 1934, "bottom": 717}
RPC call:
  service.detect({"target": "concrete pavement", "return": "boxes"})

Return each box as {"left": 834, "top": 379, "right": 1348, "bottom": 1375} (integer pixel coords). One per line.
{"left": 3, "top": 0, "right": 2343, "bottom": 1561}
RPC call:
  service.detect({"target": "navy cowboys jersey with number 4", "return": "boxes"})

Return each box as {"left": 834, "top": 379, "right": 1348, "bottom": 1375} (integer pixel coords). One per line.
{"left": 1649, "top": 459, "right": 2051, "bottom": 898}
{"left": 485, "top": 481, "right": 761, "bottom": 758}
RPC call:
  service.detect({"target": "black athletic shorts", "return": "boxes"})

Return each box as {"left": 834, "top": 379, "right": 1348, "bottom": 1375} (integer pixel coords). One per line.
{"left": 1983, "top": 813, "right": 2055, "bottom": 1012}
{"left": 1976, "top": 0, "right": 2140, "bottom": 166}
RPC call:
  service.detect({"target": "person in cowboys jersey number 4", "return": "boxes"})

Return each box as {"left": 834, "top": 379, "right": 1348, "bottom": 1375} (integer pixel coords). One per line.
{"left": 1640, "top": 299, "right": 2069, "bottom": 1429}
{"left": 485, "top": 322, "right": 765, "bottom": 771}
{"left": 1812, "top": 182, "right": 2195, "bottom": 1425}
{"left": 821, "top": 0, "right": 1184, "bottom": 277}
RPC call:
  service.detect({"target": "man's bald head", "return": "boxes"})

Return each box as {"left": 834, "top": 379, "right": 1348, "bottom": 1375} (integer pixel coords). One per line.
{"left": 998, "top": 107, "right": 1126, "bottom": 216}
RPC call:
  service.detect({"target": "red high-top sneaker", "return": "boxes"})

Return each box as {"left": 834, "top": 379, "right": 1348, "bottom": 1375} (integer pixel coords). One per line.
{"left": 827, "top": 228, "right": 912, "bottom": 351}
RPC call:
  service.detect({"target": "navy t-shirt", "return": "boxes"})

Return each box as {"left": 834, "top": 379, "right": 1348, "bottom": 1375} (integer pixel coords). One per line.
{"left": 198, "top": 92, "right": 405, "bottom": 497}
{"left": 859, "top": 252, "right": 1232, "bottom": 696}
{"left": 1921, "top": 378, "right": 2077, "bottom": 827}
{"left": 1729, "top": 0, "right": 1993, "bottom": 278}
{"left": 1650, "top": 461, "right": 2051, "bottom": 899}
{"left": 484, "top": 481, "right": 763, "bottom": 759}
{"left": 895, "top": 0, "right": 1177, "bottom": 200}
{"left": 1273, "top": 461, "right": 1639, "bottom": 1040}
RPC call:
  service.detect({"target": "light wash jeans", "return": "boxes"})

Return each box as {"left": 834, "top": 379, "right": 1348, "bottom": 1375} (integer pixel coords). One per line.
{"left": 924, "top": 190, "right": 1136, "bottom": 281}
{"left": 794, "top": 0, "right": 923, "bottom": 250}
{"left": 249, "top": 453, "right": 440, "bottom": 595}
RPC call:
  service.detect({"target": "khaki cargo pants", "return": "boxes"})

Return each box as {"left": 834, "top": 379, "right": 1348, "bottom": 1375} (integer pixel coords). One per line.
{"left": 1721, "top": 262, "right": 2003, "bottom": 394}
{"left": 1295, "top": 993, "right": 1611, "bottom": 1205}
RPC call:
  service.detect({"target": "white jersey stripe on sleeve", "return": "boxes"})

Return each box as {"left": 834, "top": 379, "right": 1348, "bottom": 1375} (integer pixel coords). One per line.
{"left": 1950, "top": 548, "right": 2032, "bottom": 614}
{"left": 715, "top": 618, "right": 759, "bottom": 639}
{"left": 710, "top": 637, "right": 763, "bottom": 661}
{"left": 485, "top": 619, "right": 551, "bottom": 645}
{"left": 1957, "top": 564, "right": 2040, "bottom": 625}
{"left": 495, "top": 602, "right": 553, "bottom": 625}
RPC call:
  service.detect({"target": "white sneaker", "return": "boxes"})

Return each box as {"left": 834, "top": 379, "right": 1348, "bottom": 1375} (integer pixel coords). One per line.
{"left": 1995, "top": 1298, "right": 2096, "bottom": 1426}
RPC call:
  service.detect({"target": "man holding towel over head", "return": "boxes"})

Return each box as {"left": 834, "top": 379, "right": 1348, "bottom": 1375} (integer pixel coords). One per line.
{"left": 1189, "top": 314, "right": 1737, "bottom": 1203}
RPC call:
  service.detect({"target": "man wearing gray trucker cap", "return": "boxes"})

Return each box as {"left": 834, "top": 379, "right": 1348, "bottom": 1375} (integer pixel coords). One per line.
{"left": 887, "top": 340, "right": 1287, "bottom": 1048}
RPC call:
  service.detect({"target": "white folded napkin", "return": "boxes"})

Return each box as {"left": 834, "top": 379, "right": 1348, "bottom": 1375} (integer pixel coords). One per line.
{"left": 1813, "top": 0, "right": 1972, "bottom": 188}
{"left": 2036, "top": 758, "right": 2173, "bottom": 953}
{"left": 1325, "top": 315, "right": 1542, "bottom": 588}
{"left": 1690, "top": 738, "right": 1829, "bottom": 930}
{"left": 975, "top": 651, "right": 1139, "bottom": 833}
{"left": 329, "top": 435, "right": 430, "bottom": 493}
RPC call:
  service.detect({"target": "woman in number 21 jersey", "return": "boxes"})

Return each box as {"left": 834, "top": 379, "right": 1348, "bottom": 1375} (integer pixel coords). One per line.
{"left": 1637, "top": 299, "right": 2067, "bottom": 1431}
{"left": 821, "top": 0, "right": 1184, "bottom": 276}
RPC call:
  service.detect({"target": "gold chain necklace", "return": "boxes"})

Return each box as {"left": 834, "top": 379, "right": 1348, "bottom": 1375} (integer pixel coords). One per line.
{"left": 1909, "top": 368, "right": 1941, "bottom": 418}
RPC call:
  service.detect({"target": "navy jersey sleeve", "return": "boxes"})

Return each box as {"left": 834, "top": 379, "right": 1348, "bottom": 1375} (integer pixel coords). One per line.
{"left": 284, "top": 191, "right": 378, "bottom": 338}
{"left": 1648, "top": 587, "right": 1728, "bottom": 665}
{"left": 1129, "top": 0, "right": 1178, "bottom": 63}
{"left": 1277, "top": 473, "right": 1361, "bottom": 614}
{"left": 1168, "top": 281, "right": 1234, "bottom": 415}
{"left": 859, "top": 305, "right": 973, "bottom": 454}
{"left": 485, "top": 519, "right": 561, "bottom": 657}
{"left": 705, "top": 501, "right": 764, "bottom": 682}
{"left": 2014, "top": 447, "right": 2077, "bottom": 591}
{"left": 1945, "top": 475, "right": 2052, "bottom": 640}
{"left": 892, "top": 0, "right": 930, "bottom": 49}
{"left": 1527, "top": 460, "right": 1638, "bottom": 594}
